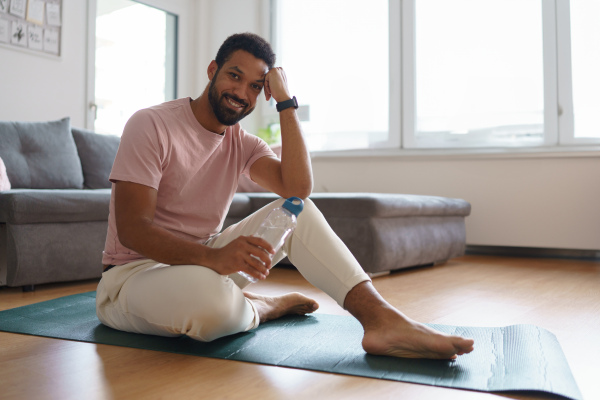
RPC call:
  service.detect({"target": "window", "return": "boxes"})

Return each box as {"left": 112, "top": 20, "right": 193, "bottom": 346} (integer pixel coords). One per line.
{"left": 273, "top": 0, "right": 600, "bottom": 152}
{"left": 411, "top": 0, "right": 544, "bottom": 148}
{"left": 271, "top": 0, "right": 392, "bottom": 151}
{"left": 91, "top": 0, "right": 177, "bottom": 136}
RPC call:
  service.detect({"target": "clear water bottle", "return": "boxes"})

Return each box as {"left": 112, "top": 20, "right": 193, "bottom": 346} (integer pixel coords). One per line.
{"left": 238, "top": 197, "right": 304, "bottom": 284}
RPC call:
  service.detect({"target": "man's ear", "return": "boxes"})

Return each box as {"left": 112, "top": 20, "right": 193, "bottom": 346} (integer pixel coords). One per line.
{"left": 207, "top": 61, "right": 218, "bottom": 80}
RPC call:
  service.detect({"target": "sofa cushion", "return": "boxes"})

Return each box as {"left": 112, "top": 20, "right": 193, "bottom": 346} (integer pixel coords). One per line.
{"left": 0, "top": 118, "right": 84, "bottom": 189}
{"left": 0, "top": 189, "right": 111, "bottom": 224}
{"left": 72, "top": 127, "right": 120, "bottom": 189}
{"left": 247, "top": 192, "right": 471, "bottom": 218}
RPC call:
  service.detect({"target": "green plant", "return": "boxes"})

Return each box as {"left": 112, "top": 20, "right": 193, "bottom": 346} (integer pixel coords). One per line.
{"left": 256, "top": 123, "right": 281, "bottom": 146}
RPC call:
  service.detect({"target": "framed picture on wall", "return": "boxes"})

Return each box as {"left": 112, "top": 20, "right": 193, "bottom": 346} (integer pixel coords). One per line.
{"left": 0, "top": 0, "right": 62, "bottom": 57}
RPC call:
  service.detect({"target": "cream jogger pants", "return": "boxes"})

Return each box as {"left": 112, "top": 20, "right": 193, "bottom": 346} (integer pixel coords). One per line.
{"left": 96, "top": 198, "right": 371, "bottom": 342}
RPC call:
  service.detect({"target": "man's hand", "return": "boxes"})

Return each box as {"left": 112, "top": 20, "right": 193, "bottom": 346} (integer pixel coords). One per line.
{"left": 251, "top": 67, "right": 313, "bottom": 199}
{"left": 206, "top": 236, "right": 275, "bottom": 281}
{"left": 264, "top": 67, "right": 292, "bottom": 103}
{"left": 114, "top": 181, "right": 276, "bottom": 280}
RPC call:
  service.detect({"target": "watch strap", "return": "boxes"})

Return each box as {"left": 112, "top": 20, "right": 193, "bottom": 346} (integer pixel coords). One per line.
{"left": 276, "top": 96, "right": 298, "bottom": 112}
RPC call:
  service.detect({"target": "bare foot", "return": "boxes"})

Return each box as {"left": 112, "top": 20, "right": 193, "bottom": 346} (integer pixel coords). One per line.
{"left": 361, "top": 308, "right": 475, "bottom": 360}
{"left": 345, "top": 282, "right": 474, "bottom": 360}
{"left": 244, "top": 291, "right": 319, "bottom": 323}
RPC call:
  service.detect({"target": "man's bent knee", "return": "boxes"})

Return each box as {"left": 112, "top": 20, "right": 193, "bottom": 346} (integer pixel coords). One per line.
{"left": 185, "top": 293, "right": 256, "bottom": 341}
{"left": 178, "top": 275, "right": 257, "bottom": 341}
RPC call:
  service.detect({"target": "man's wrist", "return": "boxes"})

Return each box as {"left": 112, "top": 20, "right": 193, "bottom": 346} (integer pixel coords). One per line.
{"left": 276, "top": 96, "right": 298, "bottom": 112}
{"left": 194, "top": 243, "right": 215, "bottom": 269}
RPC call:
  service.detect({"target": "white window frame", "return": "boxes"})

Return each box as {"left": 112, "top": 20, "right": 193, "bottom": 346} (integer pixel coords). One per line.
{"left": 271, "top": 0, "right": 600, "bottom": 157}
{"left": 556, "top": 0, "right": 575, "bottom": 145}
{"left": 402, "top": 0, "right": 561, "bottom": 150}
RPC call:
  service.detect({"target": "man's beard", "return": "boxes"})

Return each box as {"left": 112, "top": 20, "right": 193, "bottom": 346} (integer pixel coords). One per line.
{"left": 208, "top": 71, "right": 255, "bottom": 126}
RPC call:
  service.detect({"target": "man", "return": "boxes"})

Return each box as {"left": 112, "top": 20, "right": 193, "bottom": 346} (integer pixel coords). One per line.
{"left": 97, "top": 33, "right": 474, "bottom": 359}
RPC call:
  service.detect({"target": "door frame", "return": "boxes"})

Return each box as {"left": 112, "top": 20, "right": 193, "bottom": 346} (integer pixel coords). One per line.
{"left": 85, "top": 0, "right": 195, "bottom": 130}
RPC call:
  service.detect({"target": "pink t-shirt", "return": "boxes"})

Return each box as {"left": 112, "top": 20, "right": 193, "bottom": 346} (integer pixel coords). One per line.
{"left": 102, "top": 97, "right": 276, "bottom": 265}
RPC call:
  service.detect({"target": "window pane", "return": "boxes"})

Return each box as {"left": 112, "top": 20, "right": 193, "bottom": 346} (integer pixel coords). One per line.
{"left": 95, "top": 0, "right": 177, "bottom": 135}
{"left": 570, "top": 0, "right": 600, "bottom": 138}
{"left": 276, "top": 0, "right": 389, "bottom": 151}
{"left": 414, "top": 0, "right": 544, "bottom": 147}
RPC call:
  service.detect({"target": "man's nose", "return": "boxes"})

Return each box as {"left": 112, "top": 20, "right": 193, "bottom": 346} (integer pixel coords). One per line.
{"left": 230, "top": 83, "right": 249, "bottom": 103}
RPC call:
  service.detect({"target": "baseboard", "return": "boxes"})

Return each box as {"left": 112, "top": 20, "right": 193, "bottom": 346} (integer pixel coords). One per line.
{"left": 466, "top": 245, "right": 600, "bottom": 261}
{"left": 367, "top": 270, "right": 391, "bottom": 278}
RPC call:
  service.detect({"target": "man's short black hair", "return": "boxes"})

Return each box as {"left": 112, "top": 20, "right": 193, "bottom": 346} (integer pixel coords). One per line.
{"left": 215, "top": 33, "right": 276, "bottom": 69}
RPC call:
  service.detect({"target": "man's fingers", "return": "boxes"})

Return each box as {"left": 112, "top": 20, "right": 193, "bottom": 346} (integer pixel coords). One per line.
{"left": 243, "top": 253, "right": 270, "bottom": 280}
{"left": 264, "top": 79, "right": 272, "bottom": 101}
{"left": 246, "top": 236, "right": 275, "bottom": 254}
{"left": 212, "top": 236, "right": 274, "bottom": 279}
{"left": 247, "top": 248, "right": 272, "bottom": 270}
{"left": 239, "top": 235, "right": 272, "bottom": 269}
{"left": 279, "top": 67, "right": 287, "bottom": 81}
{"left": 247, "top": 257, "right": 270, "bottom": 276}
{"left": 264, "top": 67, "right": 290, "bottom": 103}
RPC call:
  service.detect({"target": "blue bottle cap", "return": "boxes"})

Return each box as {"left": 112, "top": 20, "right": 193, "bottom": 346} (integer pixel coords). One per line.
{"left": 282, "top": 197, "right": 304, "bottom": 216}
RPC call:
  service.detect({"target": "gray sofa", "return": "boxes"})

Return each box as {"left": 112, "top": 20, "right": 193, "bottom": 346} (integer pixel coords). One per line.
{"left": 0, "top": 118, "right": 471, "bottom": 290}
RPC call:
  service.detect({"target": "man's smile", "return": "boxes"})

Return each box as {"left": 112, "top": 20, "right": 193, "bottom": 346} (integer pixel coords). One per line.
{"left": 224, "top": 94, "right": 247, "bottom": 110}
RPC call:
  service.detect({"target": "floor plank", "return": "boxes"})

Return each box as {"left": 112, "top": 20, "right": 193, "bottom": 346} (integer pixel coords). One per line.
{"left": 0, "top": 256, "right": 598, "bottom": 400}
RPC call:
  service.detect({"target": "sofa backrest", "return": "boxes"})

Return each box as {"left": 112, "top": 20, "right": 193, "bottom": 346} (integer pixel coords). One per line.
{"left": 71, "top": 127, "right": 120, "bottom": 189}
{"left": 0, "top": 118, "right": 121, "bottom": 190}
{"left": 0, "top": 118, "right": 84, "bottom": 189}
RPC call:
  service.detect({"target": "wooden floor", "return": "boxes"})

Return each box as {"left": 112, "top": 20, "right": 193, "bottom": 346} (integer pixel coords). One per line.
{"left": 1, "top": 255, "right": 598, "bottom": 400}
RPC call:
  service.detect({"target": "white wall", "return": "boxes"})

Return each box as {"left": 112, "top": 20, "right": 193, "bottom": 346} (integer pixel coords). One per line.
{"left": 0, "top": 1, "right": 88, "bottom": 127}
{"left": 311, "top": 154, "right": 600, "bottom": 250}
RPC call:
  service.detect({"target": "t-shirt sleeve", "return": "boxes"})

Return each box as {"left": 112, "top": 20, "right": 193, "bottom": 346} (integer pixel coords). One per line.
{"left": 240, "top": 128, "right": 278, "bottom": 178}
{"left": 109, "top": 109, "right": 166, "bottom": 190}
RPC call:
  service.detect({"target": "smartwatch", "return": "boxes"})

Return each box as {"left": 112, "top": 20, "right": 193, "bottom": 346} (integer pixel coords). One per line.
{"left": 276, "top": 96, "right": 299, "bottom": 112}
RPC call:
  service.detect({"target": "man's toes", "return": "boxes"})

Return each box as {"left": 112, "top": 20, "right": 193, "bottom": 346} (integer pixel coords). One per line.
{"left": 455, "top": 338, "right": 474, "bottom": 354}
{"left": 297, "top": 302, "right": 318, "bottom": 315}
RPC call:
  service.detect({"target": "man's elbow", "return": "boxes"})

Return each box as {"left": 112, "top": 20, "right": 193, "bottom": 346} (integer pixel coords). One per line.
{"left": 283, "top": 182, "right": 313, "bottom": 200}
{"left": 297, "top": 185, "right": 313, "bottom": 199}
{"left": 115, "top": 218, "right": 150, "bottom": 252}
{"left": 116, "top": 225, "right": 137, "bottom": 251}
{"left": 298, "top": 179, "right": 314, "bottom": 198}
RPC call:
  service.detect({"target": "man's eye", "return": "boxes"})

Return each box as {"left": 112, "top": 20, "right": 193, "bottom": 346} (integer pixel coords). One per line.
{"left": 252, "top": 84, "right": 262, "bottom": 91}
{"left": 230, "top": 73, "right": 239, "bottom": 79}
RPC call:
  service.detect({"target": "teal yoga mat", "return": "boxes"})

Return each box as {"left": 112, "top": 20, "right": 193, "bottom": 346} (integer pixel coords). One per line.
{"left": 0, "top": 292, "right": 582, "bottom": 400}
